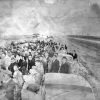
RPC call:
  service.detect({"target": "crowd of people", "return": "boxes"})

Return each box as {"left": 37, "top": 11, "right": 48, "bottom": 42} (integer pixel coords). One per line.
{"left": 0, "top": 39, "right": 78, "bottom": 74}
{"left": 0, "top": 39, "right": 81, "bottom": 100}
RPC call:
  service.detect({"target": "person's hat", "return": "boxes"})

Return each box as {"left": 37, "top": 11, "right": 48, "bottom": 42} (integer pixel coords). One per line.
{"left": 11, "top": 56, "right": 15, "bottom": 61}
{"left": 35, "top": 56, "right": 40, "bottom": 61}
{"left": 14, "top": 65, "right": 18, "bottom": 71}
{"left": 54, "top": 53, "right": 58, "bottom": 56}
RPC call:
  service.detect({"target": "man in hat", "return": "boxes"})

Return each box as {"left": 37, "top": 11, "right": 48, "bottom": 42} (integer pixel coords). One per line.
{"left": 59, "top": 56, "right": 70, "bottom": 74}
{"left": 51, "top": 53, "right": 60, "bottom": 73}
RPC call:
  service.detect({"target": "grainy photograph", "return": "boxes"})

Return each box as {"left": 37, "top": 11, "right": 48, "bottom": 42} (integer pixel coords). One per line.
{"left": 0, "top": 0, "right": 99, "bottom": 100}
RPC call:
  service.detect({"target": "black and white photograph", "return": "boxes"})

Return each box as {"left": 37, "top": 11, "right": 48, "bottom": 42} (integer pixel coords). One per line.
{"left": 0, "top": 0, "right": 100, "bottom": 100}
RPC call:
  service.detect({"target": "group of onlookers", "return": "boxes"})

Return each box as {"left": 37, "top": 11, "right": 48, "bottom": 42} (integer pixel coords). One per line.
{"left": 0, "top": 40, "right": 78, "bottom": 74}
{"left": 0, "top": 39, "right": 78, "bottom": 100}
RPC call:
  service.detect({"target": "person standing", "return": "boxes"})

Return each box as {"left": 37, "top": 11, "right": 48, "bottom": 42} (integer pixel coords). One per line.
{"left": 59, "top": 57, "right": 70, "bottom": 74}
{"left": 72, "top": 50, "right": 78, "bottom": 60}
{"left": 13, "top": 65, "right": 23, "bottom": 100}
{"left": 51, "top": 54, "right": 60, "bottom": 73}
{"left": 28, "top": 55, "right": 35, "bottom": 71}
{"left": 8, "top": 57, "right": 17, "bottom": 75}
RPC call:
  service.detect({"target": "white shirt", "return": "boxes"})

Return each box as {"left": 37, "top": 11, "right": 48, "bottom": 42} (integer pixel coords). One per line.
{"left": 13, "top": 70, "right": 23, "bottom": 85}
{"left": 5, "top": 55, "right": 11, "bottom": 70}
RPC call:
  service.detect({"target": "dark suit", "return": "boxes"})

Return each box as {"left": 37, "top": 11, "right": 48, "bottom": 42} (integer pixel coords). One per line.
{"left": 8, "top": 62, "right": 17, "bottom": 75}
{"left": 20, "top": 61, "right": 27, "bottom": 74}
{"left": 60, "top": 63, "right": 70, "bottom": 74}
{"left": 28, "top": 59, "right": 35, "bottom": 70}
{"left": 51, "top": 59, "right": 60, "bottom": 73}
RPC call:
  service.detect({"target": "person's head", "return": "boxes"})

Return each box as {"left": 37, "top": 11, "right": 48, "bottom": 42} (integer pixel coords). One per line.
{"left": 31, "top": 50, "right": 35, "bottom": 56}
{"left": 60, "top": 47, "right": 64, "bottom": 50}
{"left": 16, "top": 54, "right": 19, "bottom": 58}
{"left": 13, "top": 65, "right": 19, "bottom": 71}
{"left": 20, "top": 55, "right": 22, "bottom": 59}
{"left": 22, "top": 56, "right": 25, "bottom": 61}
{"left": 35, "top": 52, "right": 38, "bottom": 56}
{"left": 29, "top": 68, "right": 37, "bottom": 75}
{"left": 73, "top": 50, "right": 76, "bottom": 55}
{"left": 28, "top": 55, "right": 32, "bottom": 60}
{"left": 1, "top": 52, "right": 6, "bottom": 59}
{"left": 40, "top": 56, "right": 43, "bottom": 61}
{"left": 62, "top": 56, "right": 67, "bottom": 64}
{"left": 11, "top": 56, "right": 16, "bottom": 63}
{"left": 53, "top": 53, "right": 58, "bottom": 60}
{"left": 7, "top": 51, "right": 12, "bottom": 57}
{"left": 29, "top": 49, "right": 31, "bottom": 52}
{"left": 32, "top": 65, "right": 37, "bottom": 70}
{"left": 5, "top": 50, "right": 8, "bottom": 55}
{"left": 45, "top": 52, "right": 48, "bottom": 58}
{"left": 24, "top": 46, "right": 27, "bottom": 51}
